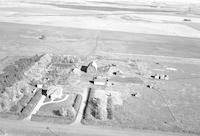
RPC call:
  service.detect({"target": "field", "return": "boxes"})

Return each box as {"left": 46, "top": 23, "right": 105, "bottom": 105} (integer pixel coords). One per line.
{"left": 80, "top": 57, "right": 200, "bottom": 135}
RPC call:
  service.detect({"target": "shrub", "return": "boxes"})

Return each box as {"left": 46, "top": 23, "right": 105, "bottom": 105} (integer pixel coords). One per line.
{"left": 65, "top": 107, "right": 75, "bottom": 120}
{"left": 73, "top": 94, "right": 82, "bottom": 112}
{"left": 0, "top": 99, "right": 10, "bottom": 112}
{"left": 18, "top": 95, "right": 32, "bottom": 107}
{"left": 10, "top": 104, "right": 21, "bottom": 113}
{"left": 107, "top": 96, "right": 113, "bottom": 120}
{"left": 0, "top": 55, "right": 42, "bottom": 93}
{"left": 90, "top": 98, "right": 102, "bottom": 120}
{"left": 10, "top": 94, "right": 33, "bottom": 113}
{"left": 20, "top": 90, "right": 42, "bottom": 118}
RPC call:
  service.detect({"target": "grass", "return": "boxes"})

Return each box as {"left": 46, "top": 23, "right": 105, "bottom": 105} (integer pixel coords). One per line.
{"left": 20, "top": 90, "right": 43, "bottom": 119}
{"left": 106, "top": 96, "right": 113, "bottom": 120}
{"left": 109, "top": 77, "right": 143, "bottom": 84}
{"left": 33, "top": 94, "right": 78, "bottom": 124}
{"left": 36, "top": 94, "right": 76, "bottom": 116}
{"left": 0, "top": 55, "right": 41, "bottom": 91}
{"left": 0, "top": 55, "right": 42, "bottom": 112}
{"left": 73, "top": 94, "right": 82, "bottom": 112}
{"left": 10, "top": 94, "right": 33, "bottom": 113}
{"left": 82, "top": 89, "right": 114, "bottom": 124}
{"left": 0, "top": 112, "right": 20, "bottom": 120}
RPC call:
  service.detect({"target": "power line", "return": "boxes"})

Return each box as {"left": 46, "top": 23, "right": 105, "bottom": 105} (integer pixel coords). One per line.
{"left": 149, "top": 85, "right": 184, "bottom": 131}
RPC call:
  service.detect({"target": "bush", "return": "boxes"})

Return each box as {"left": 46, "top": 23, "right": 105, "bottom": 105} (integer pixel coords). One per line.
{"left": 65, "top": 107, "right": 75, "bottom": 120}
{"left": 0, "top": 55, "right": 42, "bottom": 93}
{"left": 18, "top": 95, "right": 32, "bottom": 107}
{"left": 73, "top": 94, "right": 82, "bottom": 112}
{"left": 14, "top": 55, "right": 41, "bottom": 70}
{"left": 0, "top": 99, "right": 10, "bottom": 112}
{"left": 82, "top": 88, "right": 94, "bottom": 120}
{"left": 107, "top": 96, "right": 113, "bottom": 120}
{"left": 90, "top": 98, "right": 103, "bottom": 120}
{"left": 20, "top": 90, "right": 42, "bottom": 118}
{"left": 53, "top": 106, "right": 76, "bottom": 121}
{"left": 10, "top": 104, "right": 22, "bottom": 113}
{"left": 10, "top": 94, "right": 33, "bottom": 113}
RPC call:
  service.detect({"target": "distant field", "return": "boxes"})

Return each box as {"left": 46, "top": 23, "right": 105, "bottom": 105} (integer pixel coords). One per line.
{"left": 0, "top": 22, "right": 200, "bottom": 60}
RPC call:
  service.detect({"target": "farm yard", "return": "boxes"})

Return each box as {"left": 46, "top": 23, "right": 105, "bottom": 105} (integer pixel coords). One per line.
{"left": 0, "top": 53, "right": 199, "bottom": 135}
{"left": 32, "top": 94, "right": 82, "bottom": 124}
